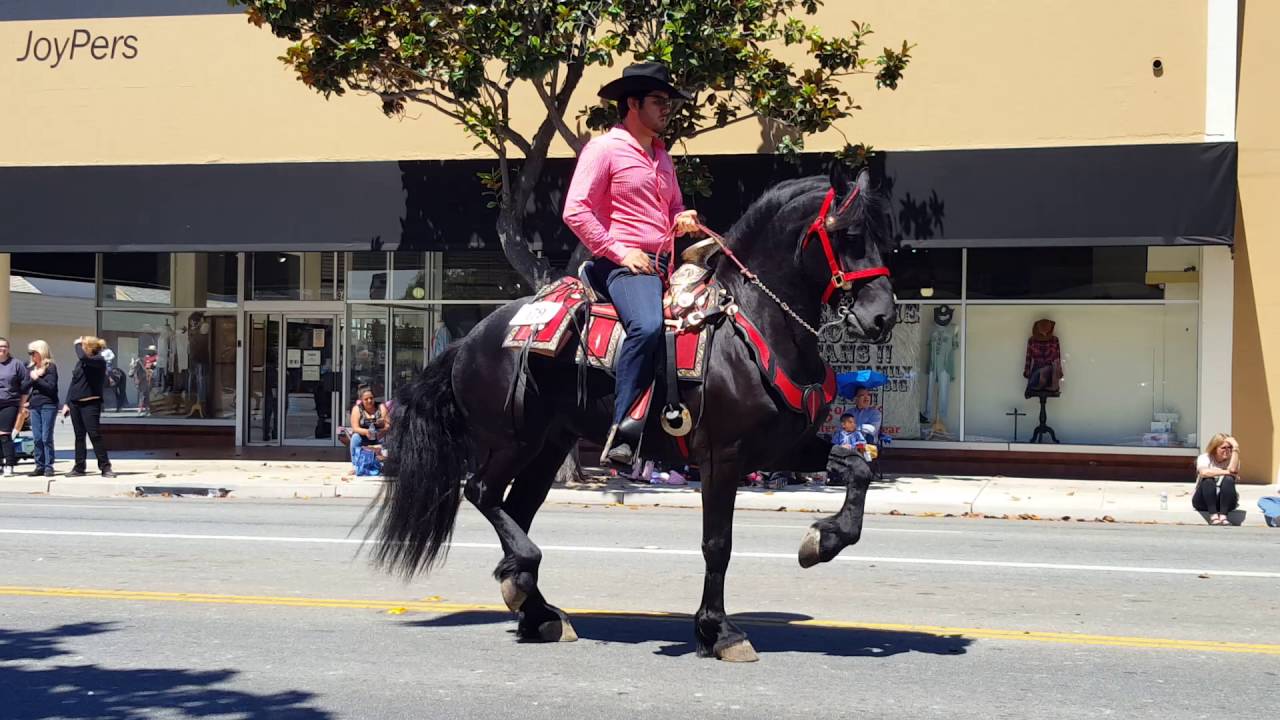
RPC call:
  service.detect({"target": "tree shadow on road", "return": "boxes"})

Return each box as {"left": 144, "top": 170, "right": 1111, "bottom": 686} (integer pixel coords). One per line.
{"left": 406, "top": 609, "right": 971, "bottom": 660}
{"left": 0, "top": 622, "right": 333, "bottom": 720}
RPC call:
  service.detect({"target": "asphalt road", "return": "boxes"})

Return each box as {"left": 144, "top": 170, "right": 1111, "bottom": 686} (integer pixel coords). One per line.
{"left": 1, "top": 495, "right": 1277, "bottom": 719}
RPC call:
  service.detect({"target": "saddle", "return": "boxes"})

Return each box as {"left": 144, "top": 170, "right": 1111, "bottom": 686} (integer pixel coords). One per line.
{"left": 502, "top": 259, "right": 725, "bottom": 452}
{"left": 502, "top": 247, "right": 836, "bottom": 462}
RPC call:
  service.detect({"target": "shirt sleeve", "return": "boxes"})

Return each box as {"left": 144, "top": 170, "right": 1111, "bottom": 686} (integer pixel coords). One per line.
{"left": 1195, "top": 454, "right": 1211, "bottom": 473}
{"left": 563, "top": 139, "right": 630, "bottom": 264}
{"left": 665, "top": 154, "right": 685, "bottom": 220}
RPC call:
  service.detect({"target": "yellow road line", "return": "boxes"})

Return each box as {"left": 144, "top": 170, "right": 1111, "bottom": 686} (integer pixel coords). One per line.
{"left": 1, "top": 585, "right": 1276, "bottom": 656}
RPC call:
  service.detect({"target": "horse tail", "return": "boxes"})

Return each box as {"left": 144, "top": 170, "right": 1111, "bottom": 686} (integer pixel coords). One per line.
{"left": 369, "top": 343, "right": 468, "bottom": 577}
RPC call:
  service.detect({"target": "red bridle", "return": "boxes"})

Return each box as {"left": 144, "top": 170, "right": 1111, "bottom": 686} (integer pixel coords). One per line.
{"left": 801, "top": 187, "right": 891, "bottom": 303}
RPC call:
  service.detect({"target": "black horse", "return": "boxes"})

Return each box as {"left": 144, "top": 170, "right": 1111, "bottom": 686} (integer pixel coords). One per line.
{"left": 372, "top": 164, "right": 896, "bottom": 662}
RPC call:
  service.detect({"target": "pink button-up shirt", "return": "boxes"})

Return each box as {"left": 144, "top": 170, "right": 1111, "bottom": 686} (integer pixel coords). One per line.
{"left": 562, "top": 126, "right": 685, "bottom": 265}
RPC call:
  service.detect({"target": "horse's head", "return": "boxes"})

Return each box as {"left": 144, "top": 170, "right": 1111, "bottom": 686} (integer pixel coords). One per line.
{"left": 799, "top": 162, "right": 897, "bottom": 343}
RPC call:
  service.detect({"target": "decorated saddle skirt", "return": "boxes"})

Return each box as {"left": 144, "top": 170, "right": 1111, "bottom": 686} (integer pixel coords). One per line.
{"left": 502, "top": 273, "right": 713, "bottom": 382}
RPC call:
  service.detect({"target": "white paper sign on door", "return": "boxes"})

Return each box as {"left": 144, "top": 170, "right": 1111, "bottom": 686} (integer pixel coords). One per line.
{"left": 303, "top": 350, "right": 322, "bottom": 366}
{"left": 301, "top": 366, "right": 321, "bottom": 381}
{"left": 286, "top": 349, "right": 302, "bottom": 368}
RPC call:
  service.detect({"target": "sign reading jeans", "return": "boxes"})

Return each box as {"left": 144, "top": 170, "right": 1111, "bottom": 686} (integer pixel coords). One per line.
{"left": 818, "top": 304, "right": 926, "bottom": 439}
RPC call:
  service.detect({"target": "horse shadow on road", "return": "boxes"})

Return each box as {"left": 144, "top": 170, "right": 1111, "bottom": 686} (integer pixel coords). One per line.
{"left": 406, "top": 609, "right": 972, "bottom": 660}
{"left": 0, "top": 621, "right": 333, "bottom": 720}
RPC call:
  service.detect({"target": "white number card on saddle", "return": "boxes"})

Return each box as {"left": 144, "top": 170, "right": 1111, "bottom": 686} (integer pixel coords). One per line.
{"left": 508, "top": 301, "right": 562, "bottom": 327}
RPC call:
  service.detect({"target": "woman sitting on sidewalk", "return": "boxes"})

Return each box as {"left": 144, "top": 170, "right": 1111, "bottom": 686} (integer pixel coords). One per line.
{"left": 1193, "top": 433, "right": 1239, "bottom": 525}
{"left": 348, "top": 388, "right": 387, "bottom": 476}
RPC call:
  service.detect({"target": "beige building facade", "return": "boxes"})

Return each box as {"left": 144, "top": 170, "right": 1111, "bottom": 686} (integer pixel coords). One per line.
{"left": 0, "top": 1, "right": 1266, "bottom": 482}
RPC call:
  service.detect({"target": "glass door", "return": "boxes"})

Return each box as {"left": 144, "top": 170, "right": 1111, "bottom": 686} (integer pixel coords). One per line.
{"left": 282, "top": 317, "right": 339, "bottom": 445}
{"left": 247, "top": 313, "right": 280, "bottom": 444}
{"left": 246, "top": 313, "right": 340, "bottom": 447}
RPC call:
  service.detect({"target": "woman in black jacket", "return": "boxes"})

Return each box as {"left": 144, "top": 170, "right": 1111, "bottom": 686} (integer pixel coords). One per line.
{"left": 61, "top": 336, "right": 115, "bottom": 478}
{"left": 24, "top": 340, "right": 59, "bottom": 477}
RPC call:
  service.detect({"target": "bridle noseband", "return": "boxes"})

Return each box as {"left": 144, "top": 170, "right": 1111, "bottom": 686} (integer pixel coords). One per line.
{"left": 801, "top": 186, "right": 892, "bottom": 304}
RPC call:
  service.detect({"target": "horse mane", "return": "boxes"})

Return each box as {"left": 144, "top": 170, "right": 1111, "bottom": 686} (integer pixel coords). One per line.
{"left": 724, "top": 173, "right": 894, "bottom": 256}
{"left": 724, "top": 176, "right": 828, "bottom": 251}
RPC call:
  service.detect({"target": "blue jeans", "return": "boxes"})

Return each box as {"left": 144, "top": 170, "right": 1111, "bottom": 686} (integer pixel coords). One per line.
{"left": 350, "top": 429, "right": 381, "bottom": 462}
{"left": 589, "top": 259, "right": 666, "bottom": 425}
{"left": 28, "top": 405, "right": 56, "bottom": 471}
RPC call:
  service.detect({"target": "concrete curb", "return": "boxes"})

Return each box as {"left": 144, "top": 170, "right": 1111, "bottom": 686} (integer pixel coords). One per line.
{"left": 7, "top": 473, "right": 1277, "bottom": 529}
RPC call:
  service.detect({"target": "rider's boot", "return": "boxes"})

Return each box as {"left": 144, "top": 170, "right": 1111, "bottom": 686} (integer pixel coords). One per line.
{"left": 601, "top": 383, "right": 654, "bottom": 468}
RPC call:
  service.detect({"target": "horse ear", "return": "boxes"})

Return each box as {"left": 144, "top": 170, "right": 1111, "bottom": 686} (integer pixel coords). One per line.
{"left": 828, "top": 160, "right": 849, "bottom": 193}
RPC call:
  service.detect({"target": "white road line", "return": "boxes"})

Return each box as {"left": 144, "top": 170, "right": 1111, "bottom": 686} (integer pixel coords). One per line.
{"left": 1, "top": 528, "right": 1276, "bottom": 579}
{"left": 739, "top": 524, "right": 963, "bottom": 534}
{"left": 0, "top": 503, "right": 136, "bottom": 510}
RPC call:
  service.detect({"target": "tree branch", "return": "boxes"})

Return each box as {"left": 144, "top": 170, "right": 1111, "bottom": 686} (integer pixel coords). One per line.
{"left": 680, "top": 110, "right": 763, "bottom": 140}
{"left": 534, "top": 63, "right": 586, "bottom": 155}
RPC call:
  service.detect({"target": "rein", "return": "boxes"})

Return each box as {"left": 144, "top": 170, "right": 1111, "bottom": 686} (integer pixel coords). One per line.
{"left": 691, "top": 186, "right": 890, "bottom": 338}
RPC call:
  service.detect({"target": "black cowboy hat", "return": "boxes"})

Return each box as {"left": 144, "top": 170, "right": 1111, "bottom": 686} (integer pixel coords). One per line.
{"left": 598, "top": 62, "right": 693, "bottom": 102}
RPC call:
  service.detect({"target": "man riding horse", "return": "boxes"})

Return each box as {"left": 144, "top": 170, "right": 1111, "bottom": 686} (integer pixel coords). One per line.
{"left": 562, "top": 62, "right": 700, "bottom": 467}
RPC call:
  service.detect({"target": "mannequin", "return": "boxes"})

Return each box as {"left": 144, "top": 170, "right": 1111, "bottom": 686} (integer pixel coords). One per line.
{"left": 184, "top": 312, "right": 210, "bottom": 418}
{"left": 1023, "top": 318, "right": 1062, "bottom": 443}
{"left": 923, "top": 305, "right": 958, "bottom": 436}
{"left": 431, "top": 321, "right": 452, "bottom": 360}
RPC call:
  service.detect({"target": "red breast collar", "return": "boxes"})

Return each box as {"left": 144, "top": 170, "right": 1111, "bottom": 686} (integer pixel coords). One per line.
{"left": 730, "top": 309, "right": 836, "bottom": 425}
{"left": 802, "top": 187, "right": 891, "bottom": 303}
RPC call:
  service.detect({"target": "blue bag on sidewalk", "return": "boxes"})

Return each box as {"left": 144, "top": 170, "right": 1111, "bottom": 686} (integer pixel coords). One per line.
{"left": 1258, "top": 496, "right": 1280, "bottom": 527}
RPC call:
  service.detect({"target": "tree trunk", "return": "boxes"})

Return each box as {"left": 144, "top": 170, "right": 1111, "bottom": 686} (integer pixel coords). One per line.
{"left": 496, "top": 204, "right": 552, "bottom": 291}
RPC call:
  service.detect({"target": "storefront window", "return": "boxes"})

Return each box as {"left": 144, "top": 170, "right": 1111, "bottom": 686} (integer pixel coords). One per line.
{"left": 98, "top": 311, "right": 237, "bottom": 421}
{"left": 392, "top": 252, "right": 428, "bottom": 301}
{"left": 965, "top": 247, "right": 1186, "bottom": 300}
{"left": 102, "top": 253, "right": 171, "bottom": 306}
{"left": 443, "top": 249, "right": 530, "bottom": 301}
{"left": 347, "top": 252, "right": 388, "bottom": 301}
{"left": 348, "top": 306, "right": 388, "bottom": 402}
{"left": 171, "top": 253, "right": 238, "bottom": 308}
{"left": 391, "top": 308, "right": 427, "bottom": 398}
{"left": 819, "top": 303, "right": 961, "bottom": 441}
{"left": 888, "top": 248, "right": 962, "bottom": 301}
{"left": 247, "top": 252, "right": 341, "bottom": 301}
{"left": 11, "top": 253, "right": 96, "bottom": 297}
{"left": 963, "top": 304, "right": 1198, "bottom": 446}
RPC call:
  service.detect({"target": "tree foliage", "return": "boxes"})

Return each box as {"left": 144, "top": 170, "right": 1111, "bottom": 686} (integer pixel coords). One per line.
{"left": 232, "top": 0, "right": 911, "bottom": 286}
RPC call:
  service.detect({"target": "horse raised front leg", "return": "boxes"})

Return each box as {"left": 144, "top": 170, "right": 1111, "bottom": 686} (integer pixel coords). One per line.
{"left": 695, "top": 449, "right": 758, "bottom": 662}
{"left": 799, "top": 446, "right": 873, "bottom": 568}
{"left": 464, "top": 445, "right": 577, "bottom": 643}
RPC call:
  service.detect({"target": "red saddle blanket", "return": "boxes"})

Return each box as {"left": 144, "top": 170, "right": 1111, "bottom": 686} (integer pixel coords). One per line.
{"left": 502, "top": 276, "right": 710, "bottom": 381}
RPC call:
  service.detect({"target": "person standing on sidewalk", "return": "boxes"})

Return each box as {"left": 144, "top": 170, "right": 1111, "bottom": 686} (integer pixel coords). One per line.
{"left": 61, "top": 336, "right": 115, "bottom": 478}
{"left": 1193, "top": 433, "right": 1239, "bottom": 525}
{"left": 24, "top": 340, "right": 59, "bottom": 477}
{"left": 0, "top": 338, "right": 30, "bottom": 477}
{"left": 562, "top": 62, "right": 699, "bottom": 465}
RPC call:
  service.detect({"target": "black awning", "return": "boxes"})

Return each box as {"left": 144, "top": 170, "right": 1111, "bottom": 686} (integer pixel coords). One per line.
{"left": 876, "top": 141, "right": 1237, "bottom": 248}
{"left": 681, "top": 142, "right": 1237, "bottom": 249}
{"left": 0, "top": 142, "right": 1235, "bottom": 254}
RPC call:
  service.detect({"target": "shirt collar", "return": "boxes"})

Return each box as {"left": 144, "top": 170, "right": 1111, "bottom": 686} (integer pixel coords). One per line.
{"left": 608, "top": 125, "right": 667, "bottom": 155}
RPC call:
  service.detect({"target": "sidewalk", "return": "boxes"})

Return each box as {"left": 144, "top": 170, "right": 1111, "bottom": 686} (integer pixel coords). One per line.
{"left": 3, "top": 454, "right": 1276, "bottom": 528}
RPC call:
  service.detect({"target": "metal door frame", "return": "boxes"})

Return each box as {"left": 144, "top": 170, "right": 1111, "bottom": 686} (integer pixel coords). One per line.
{"left": 244, "top": 311, "right": 342, "bottom": 447}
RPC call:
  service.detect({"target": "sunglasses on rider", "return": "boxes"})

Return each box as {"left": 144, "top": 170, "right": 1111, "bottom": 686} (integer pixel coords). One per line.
{"left": 643, "top": 94, "right": 684, "bottom": 111}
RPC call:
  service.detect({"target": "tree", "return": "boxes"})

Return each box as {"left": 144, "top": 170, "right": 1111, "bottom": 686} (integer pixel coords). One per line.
{"left": 231, "top": 0, "right": 910, "bottom": 288}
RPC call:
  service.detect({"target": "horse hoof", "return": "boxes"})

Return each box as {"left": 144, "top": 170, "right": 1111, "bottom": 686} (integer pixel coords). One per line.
{"left": 538, "top": 619, "right": 579, "bottom": 643}
{"left": 500, "top": 577, "right": 527, "bottom": 612}
{"left": 716, "top": 640, "right": 759, "bottom": 663}
{"left": 798, "top": 527, "right": 822, "bottom": 569}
